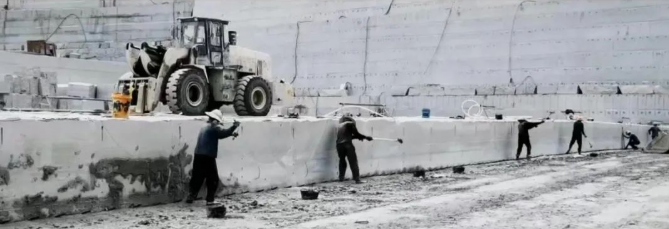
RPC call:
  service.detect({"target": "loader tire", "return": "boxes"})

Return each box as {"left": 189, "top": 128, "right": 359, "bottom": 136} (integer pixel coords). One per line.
{"left": 165, "top": 69, "right": 210, "bottom": 115}
{"left": 233, "top": 75, "right": 272, "bottom": 116}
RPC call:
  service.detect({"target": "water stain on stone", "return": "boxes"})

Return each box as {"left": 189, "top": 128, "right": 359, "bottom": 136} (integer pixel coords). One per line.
{"left": 41, "top": 166, "right": 58, "bottom": 181}
{"left": 7, "top": 154, "right": 34, "bottom": 169}
{"left": 57, "top": 177, "right": 90, "bottom": 193}
{"left": 13, "top": 192, "right": 59, "bottom": 220}
{"left": 88, "top": 144, "right": 193, "bottom": 208}
{"left": 0, "top": 166, "right": 9, "bottom": 185}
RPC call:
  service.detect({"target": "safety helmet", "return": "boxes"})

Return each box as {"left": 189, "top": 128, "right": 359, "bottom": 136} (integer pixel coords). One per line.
{"left": 339, "top": 116, "right": 355, "bottom": 123}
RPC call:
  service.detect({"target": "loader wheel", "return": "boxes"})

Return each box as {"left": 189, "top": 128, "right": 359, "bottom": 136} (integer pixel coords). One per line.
{"left": 234, "top": 75, "right": 272, "bottom": 116}
{"left": 165, "top": 69, "right": 210, "bottom": 115}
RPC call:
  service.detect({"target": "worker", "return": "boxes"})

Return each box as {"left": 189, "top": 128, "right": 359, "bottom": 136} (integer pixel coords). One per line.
{"left": 186, "top": 109, "right": 239, "bottom": 205}
{"left": 565, "top": 118, "right": 587, "bottom": 155}
{"left": 648, "top": 124, "right": 661, "bottom": 140}
{"left": 336, "top": 115, "right": 373, "bottom": 184}
{"left": 623, "top": 131, "right": 641, "bottom": 150}
{"left": 516, "top": 119, "right": 545, "bottom": 160}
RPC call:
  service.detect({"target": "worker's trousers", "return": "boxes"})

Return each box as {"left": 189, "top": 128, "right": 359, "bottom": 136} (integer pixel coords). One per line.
{"left": 626, "top": 142, "right": 640, "bottom": 150}
{"left": 336, "top": 142, "right": 360, "bottom": 182}
{"left": 567, "top": 136, "right": 583, "bottom": 153}
{"left": 517, "top": 136, "right": 532, "bottom": 159}
{"left": 189, "top": 154, "right": 219, "bottom": 202}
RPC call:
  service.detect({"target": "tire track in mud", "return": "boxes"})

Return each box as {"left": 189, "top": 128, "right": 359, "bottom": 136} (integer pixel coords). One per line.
{"left": 294, "top": 153, "right": 669, "bottom": 229}
{"left": 451, "top": 160, "right": 669, "bottom": 229}
{"left": 432, "top": 158, "right": 669, "bottom": 229}
{"left": 412, "top": 156, "right": 669, "bottom": 229}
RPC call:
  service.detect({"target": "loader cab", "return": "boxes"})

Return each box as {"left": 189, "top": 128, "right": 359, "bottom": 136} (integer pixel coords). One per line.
{"left": 178, "top": 17, "right": 234, "bottom": 67}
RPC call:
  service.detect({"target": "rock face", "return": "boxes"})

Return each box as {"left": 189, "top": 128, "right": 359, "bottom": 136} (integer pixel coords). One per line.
{"left": 206, "top": 205, "right": 227, "bottom": 219}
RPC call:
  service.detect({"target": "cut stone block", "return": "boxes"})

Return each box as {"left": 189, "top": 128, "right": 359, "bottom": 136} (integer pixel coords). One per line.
{"left": 57, "top": 84, "right": 69, "bottom": 96}
{"left": 0, "top": 80, "right": 11, "bottom": 94}
{"left": 67, "top": 83, "right": 96, "bottom": 98}
{"left": 5, "top": 94, "right": 39, "bottom": 108}
{"left": 38, "top": 72, "right": 58, "bottom": 96}
{"left": 66, "top": 100, "right": 106, "bottom": 111}
{"left": 96, "top": 84, "right": 115, "bottom": 100}
{"left": 28, "top": 77, "right": 39, "bottom": 95}
{"left": 4, "top": 75, "right": 17, "bottom": 93}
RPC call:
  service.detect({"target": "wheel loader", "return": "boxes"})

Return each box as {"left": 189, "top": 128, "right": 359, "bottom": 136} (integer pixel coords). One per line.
{"left": 117, "top": 17, "right": 274, "bottom": 116}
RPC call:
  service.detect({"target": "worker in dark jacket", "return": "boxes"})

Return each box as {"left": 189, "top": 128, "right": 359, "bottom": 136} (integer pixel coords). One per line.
{"left": 566, "top": 118, "right": 587, "bottom": 154}
{"left": 623, "top": 131, "right": 641, "bottom": 150}
{"left": 186, "top": 109, "right": 239, "bottom": 205}
{"left": 337, "top": 116, "right": 373, "bottom": 184}
{"left": 517, "top": 119, "right": 545, "bottom": 160}
{"left": 648, "top": 124, "right": 661, "bottom": 140}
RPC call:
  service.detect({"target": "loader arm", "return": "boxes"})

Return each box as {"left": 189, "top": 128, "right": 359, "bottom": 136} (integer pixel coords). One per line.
{"left": 149, "top": 48, "right": 191, "bottom": 111}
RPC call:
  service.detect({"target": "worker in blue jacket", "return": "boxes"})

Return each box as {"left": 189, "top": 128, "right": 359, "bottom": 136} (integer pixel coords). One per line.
{"left": 623, "top": 131, "right": 641, "bottom": 150}
{"left": 517, "top": 119, "right": 545, "bottom": 160}
{"left": 186, "top": 109, "right": 239, "bottom": 205}
{"left": 337, "top": 115, "right": 373, "bottom": 184}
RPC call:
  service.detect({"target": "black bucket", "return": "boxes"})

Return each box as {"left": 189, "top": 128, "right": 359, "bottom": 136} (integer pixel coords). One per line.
{"left": 206, "top": 204, "right": 227, "bottom": 218}
{"left": 453, "top": 166, "right": 465, "bottom": 174}
{"left": 301, "top": 190, "right": 319, "bottom": 200}
{"left": 495, "top": 114, "right": 503, "bottom": 120}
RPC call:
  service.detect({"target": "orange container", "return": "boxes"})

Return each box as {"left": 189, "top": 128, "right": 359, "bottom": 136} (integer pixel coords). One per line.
{"left": 112, "top": 92, "right": 131, "bottom": 119}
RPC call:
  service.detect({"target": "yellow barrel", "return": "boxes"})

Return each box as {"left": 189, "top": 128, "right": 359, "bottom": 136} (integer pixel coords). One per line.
{"left": 112, "top": 92, "right": 131, "bottom": 119}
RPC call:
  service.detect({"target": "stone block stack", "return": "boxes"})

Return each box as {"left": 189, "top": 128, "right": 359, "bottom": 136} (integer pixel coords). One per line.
{"left": 2, "top": 67, "right": 57, "bottom": 109}
{"left": 0, "top": 67, "right": 105, "bottom": 111}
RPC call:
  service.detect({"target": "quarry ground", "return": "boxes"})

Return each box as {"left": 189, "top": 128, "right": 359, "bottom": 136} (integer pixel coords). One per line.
{"left": 6, "top": 150, "right": 669, "bottom": 229}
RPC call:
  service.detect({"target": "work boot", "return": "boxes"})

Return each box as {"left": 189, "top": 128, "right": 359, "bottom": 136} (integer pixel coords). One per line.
{"left": 355, "top": 180, "right": 366, "bottom": 184}
{"left": 339, "top": 177, "right": 345, "bottom": 182}
{"left": 515, "top": 154, "right": 520, "bottom": 160}
{"left": 565, "top": 151, "right": 570, "bottom": 154}
{"left": 185, "top": 196, "right": 194, "bottom": 204}
{"left": 526, "top": 155, "right": 531, "bottom": 160}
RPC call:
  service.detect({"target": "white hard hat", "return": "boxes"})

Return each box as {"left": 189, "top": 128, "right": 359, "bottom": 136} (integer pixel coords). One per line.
{"left": 625, "top": 130, "right": 631, "bottom": 135}
{"left": 205, "top": 109, "right": 224, "bottom": 123}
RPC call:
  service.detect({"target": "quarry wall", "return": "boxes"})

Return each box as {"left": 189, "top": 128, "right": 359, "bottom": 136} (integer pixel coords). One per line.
{"left": 0, "top": 115, "right": 651, "bottom": 223}
{"left": 0, "top": 0, "right": 194, "bottom": 61}
{"left": 196, "top": 0, "right": 669, "bottom": 94}
{"left": 0, "top": 0, "right": 668, "bottom": 122}
{"left": 296, "top": 93, "right": 669, "bottom": 124}
{"left": 193, "top": 0, "right": 669, "bottom": 123}
{"left": 0, "top": 51, "right": 125, "bottom": 86}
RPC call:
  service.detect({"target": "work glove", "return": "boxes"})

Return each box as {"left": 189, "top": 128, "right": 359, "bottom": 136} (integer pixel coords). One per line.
{"left": 366, "top": 136, "right": 373, "bottom": 141}
{"left": 233, "top": 120, "right": 241, "bottom": 127}
{"left": 231, "top": 132, "right": 239, "bottom": 138}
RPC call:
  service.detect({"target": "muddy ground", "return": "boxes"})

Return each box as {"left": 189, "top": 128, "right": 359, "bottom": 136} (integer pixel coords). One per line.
{"left": 6, "top": 150, "right": 669, "bottom": 229}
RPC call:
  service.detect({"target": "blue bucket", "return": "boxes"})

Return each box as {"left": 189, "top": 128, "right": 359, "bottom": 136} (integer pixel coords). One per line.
{"left": 422, "top": 108, "right": 430, "bottom": 118}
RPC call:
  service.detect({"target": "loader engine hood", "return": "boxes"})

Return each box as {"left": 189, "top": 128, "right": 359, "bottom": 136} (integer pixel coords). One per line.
{"left": 229, "top": 46, "right": 272, "bottom": 80}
